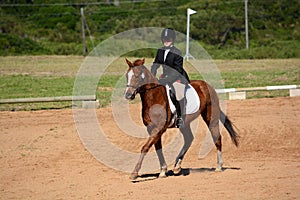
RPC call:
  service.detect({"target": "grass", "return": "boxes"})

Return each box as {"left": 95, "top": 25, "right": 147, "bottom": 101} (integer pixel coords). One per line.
{"left": 190, "top": 59, "right": 300, "bottom": 98}
{"left": 0, "top": 75, "right": 74, "bottom": 99}
{"left": 0, "top": 56, "right": 299, "bottom": 110}
{"left": 216, "top": 66, "right": 299, "bottom": 88}
{"left": 215, "top": 59, "right": 300, "bottom": 98}
{"left": 0, "top": 55, "right": 82, "bottom": 76}
{"left": 218, "top": 60, "right": 300, "bottom": 91}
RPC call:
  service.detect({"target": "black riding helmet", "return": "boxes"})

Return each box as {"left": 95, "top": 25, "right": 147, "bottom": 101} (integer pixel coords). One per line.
{"left": 161, "top": 28, "right": 176, "bottom": 43}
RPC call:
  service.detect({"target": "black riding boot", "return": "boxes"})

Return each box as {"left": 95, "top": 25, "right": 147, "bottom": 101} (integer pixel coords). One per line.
{"left": 176, "top": 98, "right": 186, "bottom": 128}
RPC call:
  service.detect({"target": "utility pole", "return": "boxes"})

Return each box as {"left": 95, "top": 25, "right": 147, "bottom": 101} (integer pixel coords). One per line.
{"left": 245, "top": 0, "right": 249, "bottom": 49}
{"left": 81, "top": 7, "right": 87, "bottom": 56}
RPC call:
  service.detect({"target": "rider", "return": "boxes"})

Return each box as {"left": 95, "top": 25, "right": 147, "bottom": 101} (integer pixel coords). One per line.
{"left": 151, "top": 28, "right": 190, "bottom": 128}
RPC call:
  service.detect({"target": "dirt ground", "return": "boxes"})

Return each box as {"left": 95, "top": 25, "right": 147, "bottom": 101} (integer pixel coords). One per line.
{"left": 1, "top": 97, "right": 300, "bottom": 200}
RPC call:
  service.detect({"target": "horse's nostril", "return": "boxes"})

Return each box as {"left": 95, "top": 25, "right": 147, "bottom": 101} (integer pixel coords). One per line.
{"left": 125, "top": 92, "right": 132, "bottom": 99}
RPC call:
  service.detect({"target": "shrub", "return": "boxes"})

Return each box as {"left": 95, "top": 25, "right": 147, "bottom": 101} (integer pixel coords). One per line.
{"left": 0, "top": 34, "right": 50, "bottom": 55}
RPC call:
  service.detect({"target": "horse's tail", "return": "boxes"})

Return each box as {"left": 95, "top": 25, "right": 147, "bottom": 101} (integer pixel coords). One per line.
{"left": 220, "top": 110, "right": 239, "bottom": 147}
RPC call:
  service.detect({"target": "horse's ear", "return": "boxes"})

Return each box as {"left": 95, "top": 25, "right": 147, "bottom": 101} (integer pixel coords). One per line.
{"left": 141, "top": 58, "right": 145, "bottom": 65}
{"left": 125, "top": 58, "right": 134, "bottom": 68}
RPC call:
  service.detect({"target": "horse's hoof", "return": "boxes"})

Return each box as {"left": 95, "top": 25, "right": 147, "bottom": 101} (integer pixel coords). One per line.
{"left": 158, "top": 172, "right": 167, "bottom": 178}
{"left": 173, "top": 168, "right": 181, "bottom": 175}
{"left": 215, "top": 163, "right": 223, "bottom": 172}
{"left": 130, "top": 173, "right": 138, "bottom": 180}
{"left": 159, "top": 174, "right": 167, "bottom": 178}
{"left": 173, "top": 166, "right": 182, "bottom": 175}
{"left": 173, "top": 159, "right": 182, "bottom": 175}
{"left": 215, "top": 167, "right": 223, "bottom": 172}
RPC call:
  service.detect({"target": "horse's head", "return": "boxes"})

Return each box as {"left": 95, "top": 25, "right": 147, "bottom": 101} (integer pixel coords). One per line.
{"left": 124, "top": 58, "right": 148, "bottom": 100}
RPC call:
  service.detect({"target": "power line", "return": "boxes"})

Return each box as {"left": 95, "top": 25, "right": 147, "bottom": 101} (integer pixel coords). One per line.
{"left": 0, "top": 0, "right": 249, "bottom": 23}
{"left": 0, "top": 5, "right": 179, "bottom": 17}
{"left": 0, "top": 0, "right": 249, "bottom": 8}
{"left": 0, "top": 0, "right": 165, "bottom": 7}
{"left": 0, "top": 0, "right": 248, "bottom": 17}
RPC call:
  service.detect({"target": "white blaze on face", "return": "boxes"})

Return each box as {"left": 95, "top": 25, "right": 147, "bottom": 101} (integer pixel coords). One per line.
{"left": 125, "top": 69, "right": 134, "bottom": 94}
{"left": 141, "top": 72, "right": 145, "bottom": 80}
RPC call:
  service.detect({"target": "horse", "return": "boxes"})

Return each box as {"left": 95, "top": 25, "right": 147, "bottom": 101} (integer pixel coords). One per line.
{"left": 124, "top": 58, "right": 239, "bottom": 180}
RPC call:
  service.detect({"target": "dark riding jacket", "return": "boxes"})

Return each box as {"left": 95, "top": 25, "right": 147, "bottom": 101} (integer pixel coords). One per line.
{"left": 151, "top": 46, "right": 190, "bottom": 85}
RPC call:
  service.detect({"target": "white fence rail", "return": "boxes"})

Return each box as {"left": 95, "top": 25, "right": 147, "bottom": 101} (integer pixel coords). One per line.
{"left": 0, "top": 85, "right": 299, "bottom": 105}
{"left": 216, "top": 84, "right": 300, "bottom": 100}
{"left": 0, "top": 95, "right": 96, "bottom": 104}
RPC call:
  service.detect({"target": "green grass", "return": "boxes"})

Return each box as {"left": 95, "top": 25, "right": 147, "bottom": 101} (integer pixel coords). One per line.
{"left": 0, "top": 75, "right": 74, "bottom": 99}
{"left": 0, "top": 56, "right": 299, "bottom": 110}
{"left": 190, "top": 59, "right": 300, "bottom": 99}
{"left": 0, "top": 75, "right": 75, "bottom": 110}
{"left": 0, "top": 74, "right": 118, "bottom": 110}
{"left": 191, "top": 60, "right": 300, "bottom": 87}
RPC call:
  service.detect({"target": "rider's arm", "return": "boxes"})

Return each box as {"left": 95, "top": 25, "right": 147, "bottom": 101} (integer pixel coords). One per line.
{"left": 151, "top": 49, "right": 163, "bottom": 77}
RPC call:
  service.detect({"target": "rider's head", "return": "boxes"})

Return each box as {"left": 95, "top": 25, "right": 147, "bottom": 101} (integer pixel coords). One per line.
{"left": 161, "top": 28, "right": 176, "bottom": 47}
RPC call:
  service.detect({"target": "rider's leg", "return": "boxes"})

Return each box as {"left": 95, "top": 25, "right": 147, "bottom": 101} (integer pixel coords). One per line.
{"left": 171, "top": 83, "right": 187, "bottom": 128}
{"left": 169, "top": 85, "right": 183, "bottom": 128}
{"left": 177, "top": 97, "right": 186, "bottom": 128}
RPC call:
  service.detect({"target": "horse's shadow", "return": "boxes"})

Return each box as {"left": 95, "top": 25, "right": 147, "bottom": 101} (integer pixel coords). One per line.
{"left": 132, "top": 167, "right": 241, "bottom": 183}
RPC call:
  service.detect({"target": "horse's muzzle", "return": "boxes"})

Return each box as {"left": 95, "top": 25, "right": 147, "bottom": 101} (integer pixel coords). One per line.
{"left": 125, "top": 91, "right": 135, "bottom": 100}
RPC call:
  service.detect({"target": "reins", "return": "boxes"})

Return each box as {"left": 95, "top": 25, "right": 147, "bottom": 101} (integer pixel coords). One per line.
{"left": 137, "top": 83, "right": 163, "bottom": 93}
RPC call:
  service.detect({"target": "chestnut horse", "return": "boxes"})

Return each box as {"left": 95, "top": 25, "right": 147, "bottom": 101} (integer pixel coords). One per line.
{"left": 124, "top": 58, "right": 239, "bottom": 180}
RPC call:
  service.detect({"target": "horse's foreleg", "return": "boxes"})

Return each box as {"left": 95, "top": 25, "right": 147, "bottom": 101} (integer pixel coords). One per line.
{"left": 130, "top": 152, "right": 146, "bottom": 180}
{"left": 154, "top": 138, "right": 168, "bottom": 178}
{"left": 130, "top": 135, "right": 160, "bottom": 180}
{"left": 173, "top": 124, "right": 194, "bottom": 174}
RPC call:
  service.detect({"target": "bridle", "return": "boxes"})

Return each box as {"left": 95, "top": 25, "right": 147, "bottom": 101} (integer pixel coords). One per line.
{"left": 126, "top": 66, "right": 165, "bottom": 94}
{"left": 126, "top": 65, "right": 146, "bottom": 91}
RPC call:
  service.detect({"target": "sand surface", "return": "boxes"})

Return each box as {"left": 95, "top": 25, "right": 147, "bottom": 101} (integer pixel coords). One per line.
{"left": 1, "top": 97, "right": 300, "bottom": 199}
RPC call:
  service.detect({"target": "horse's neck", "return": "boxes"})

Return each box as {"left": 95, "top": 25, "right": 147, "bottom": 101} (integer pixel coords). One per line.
{"left": 139, "top": 80, "right": 164, "bottom": 107}
{"left": 139, "top": 86, "right": 155, "bottom": 106}
{"left": 143, "top": 66, "right": 158, "bottom": 84}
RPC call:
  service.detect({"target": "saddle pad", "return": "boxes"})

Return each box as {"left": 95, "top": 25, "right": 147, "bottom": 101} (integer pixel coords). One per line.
{"left": 166, "top": 84, "right": 200, "bottom": 115}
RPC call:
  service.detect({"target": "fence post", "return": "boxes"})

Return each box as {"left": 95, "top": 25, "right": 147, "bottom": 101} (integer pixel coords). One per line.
{"left": 81, "top": 7, "right": 86, "bottom": 56}
{"left": 290, "top": 89, "right": 300, "bottom": 97}
{"left": 229, "top": 91, "right": 246, "bottom": 100}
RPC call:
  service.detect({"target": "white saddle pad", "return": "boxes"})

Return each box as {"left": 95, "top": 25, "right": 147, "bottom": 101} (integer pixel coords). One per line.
{"left": 166, "top": 84, "right": 200, "bottom": 115}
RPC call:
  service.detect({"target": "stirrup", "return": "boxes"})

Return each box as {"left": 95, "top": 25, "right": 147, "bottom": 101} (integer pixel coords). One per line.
{"left": 176, "top": 117, "right": 184, "bottom": 128}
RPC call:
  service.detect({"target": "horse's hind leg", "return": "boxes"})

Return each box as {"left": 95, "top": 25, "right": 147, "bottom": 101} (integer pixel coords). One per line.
{"left": 202, "top": 109, "right": 223, "bottom": 171}
{"left": 173, "top": 124, "right": 194, "bottom": 174}
{"left": 209, "top": 123, "right": 223, "bottom": 171}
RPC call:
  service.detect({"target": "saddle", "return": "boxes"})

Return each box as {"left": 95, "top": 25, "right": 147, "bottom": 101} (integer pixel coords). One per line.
{"left": 165, "top": 83, "right": 200, "bottom": 116}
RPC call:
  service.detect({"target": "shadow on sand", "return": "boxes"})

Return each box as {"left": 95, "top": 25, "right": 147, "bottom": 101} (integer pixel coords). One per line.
{"left": 131, "top": 167, "right": 241, "bottom": 183}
